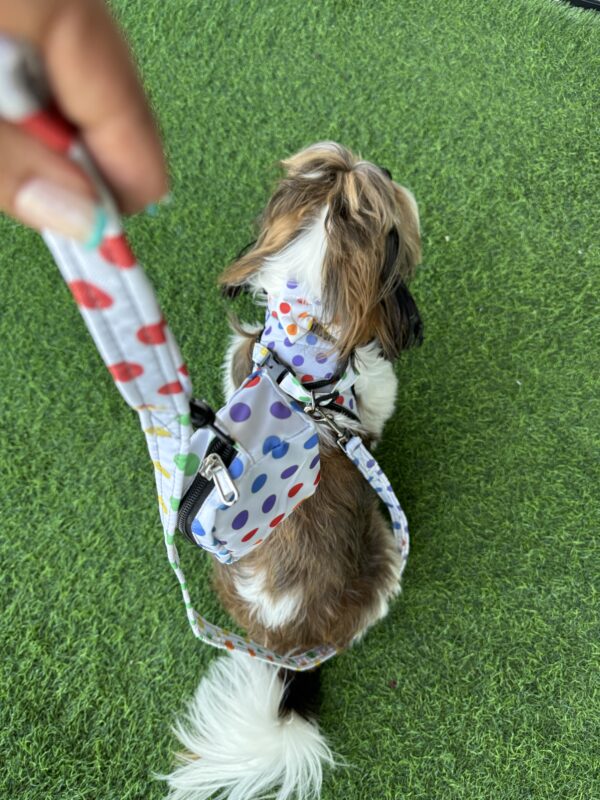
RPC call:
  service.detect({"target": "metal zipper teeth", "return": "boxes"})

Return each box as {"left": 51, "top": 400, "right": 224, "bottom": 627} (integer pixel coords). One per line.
{"left": 177, "top": 437, "right": 235, "bottom": 541}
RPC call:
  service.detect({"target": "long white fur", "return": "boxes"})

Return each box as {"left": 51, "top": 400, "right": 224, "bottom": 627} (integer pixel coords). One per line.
{"left": 235, "top": 565, "right": 304, "bottom": 629}
{"left": 164, "top": 653, "right": 335, "bottom": 800}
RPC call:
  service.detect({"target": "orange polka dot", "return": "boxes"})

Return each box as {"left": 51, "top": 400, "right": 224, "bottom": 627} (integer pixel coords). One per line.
{"left": 248, "top": 648, "right": 256, "bottom": 657}
{"left": 286, "top": 324, "right": 298, "bottom": 336}
{"left": 224, "top": 640, "right": 235, "bottom": 650}
{"left": 298, "top": 311, "right": 310, "bottom": 319}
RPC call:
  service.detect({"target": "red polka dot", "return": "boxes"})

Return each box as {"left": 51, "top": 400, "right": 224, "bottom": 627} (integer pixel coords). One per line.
{"left": 335, "top": 395, "right": 345, "bottom": 405}
{"left": 254, "top": 539, "right": 264, "bottom": 546}
{"left": 271, "top": 310, "right": 278, "bottom": 319}
{"left": 224, "top": 640, "right": 235, "bottom": 651}
{"left": 301, "top": 374, "right": 314, "bottom": 383}
{"left": 245, "top": 374, "right": 261, "bottom": 388}
{"left": 241, "top": 528, "right": 259, "bottom": 543}
{"left": 314, "top": 471, "right": 321, "bottom": 485}
{"left": 108, "top": 362, "right": 144, "bottom": 382}
{"left": 269, "top": 513, "right": 285, "bottom": 528}
{"left": 136, "top": 319, "right": 167, "bottom": 345}
{"left": 68, "top": 280, "right": 113, "bottom": 309}
{"left": 19, "top": 109, "right": 75, "bottom": 154}
{"left": 288, "top": 483, "right": 303, "bottom": 498}
{"left": 279, "top": 301, "right": 291, "bottom": 314}
{"left": 178, "top": 364, "right": 189, "bottom": 376}
{"left": 248, "top": 648, "right": 256, "bottom": 657}
{"left": 158, "top": 381, "right": 184, "bottom": 395}
{"left": 99, "top": 234, "right": 136, "bottom": 268}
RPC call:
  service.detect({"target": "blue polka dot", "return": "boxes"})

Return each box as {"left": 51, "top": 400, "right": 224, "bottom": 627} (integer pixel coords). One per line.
{"left": 393, "top": 521, "right": 402, "bottom": 530}
{"left": 262, "top": 494, "right": 276, "bottom": 513}
{"left": 192, "top": 520, "right": 206, "bottom": 537}
{"left": 281, "top": 464, "right": 298, "bottom": 479}
{"left": 272, "top": 441, "right": 289, "bottom": 459}
{"left": 232, "top": 510, "right": 249, "bottom": 530}
{"left": 228, "top": 457, "right": 244, "bottom": 479}
{"left": 263, "top": 435, "right": 282, "bottom": 455}
{"left": 303, "top": 433, "right": 319, "bottom": 449}
{"left": 366, "top": 459, "right": 375, "bottom": 468}
{"left": 284, "top": 337, "right": 293, "bottom": 347}
{"left": 306, "top": 333, "right": 318, "bottom": 345}
{"left": 310, "top": 454, "right": 320, "bottom": 469}
{"left": 290, "top": 400, "right": 304, "bottom": 413}
{"left": 278, "top": 322, "right": 283, "bottom": 330}
{"left": 292, "top": 354, "right": 304, "bottom": 367}
{"left": 252, "top": 473, "right": 267, "bottom": 493}
{"left": 349, "top": 398, "right": 354, "bottom": 410}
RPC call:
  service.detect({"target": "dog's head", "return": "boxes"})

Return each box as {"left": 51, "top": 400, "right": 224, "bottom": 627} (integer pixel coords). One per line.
{"left": 220, "top": 142, "right": 423, "bottom": 360}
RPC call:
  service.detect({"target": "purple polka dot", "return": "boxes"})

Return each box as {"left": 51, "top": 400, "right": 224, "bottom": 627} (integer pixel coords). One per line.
{"left": 306, "top": 333, "right": 318, "bottom": 345}
{"left": 366, "top": 459, "right": 375, "bottom": 468}
{"left": 262, "top": 494, "right": 276, "bottom": 513}
{"left": 325, "top": 372, "right": 333, "bottom": 380}
{"left": 270, "top": 401, "right": 292, "bottom": 419}
{"left": 228, "top": 457, "right": 244, "bottom": 478}
{"left": 230, "top": 402, "right": 251, "bottom": 422}
{"left": 232, "top": 510, "right": 249, "bottom": 530}
{"left": 264, "top": 326, "right": 272, "bottom": 336}
{"left": 252, "top": 473, "right": 267, "bottom": 493}
{"left": 292, "top": 355, "right": 304, "bottom": 367}
{"left": 349, "top": 398, "right": 354, "bottom": 409}
{"left": 267, "top": 341, "right": 275, "bottom": 350}
{"left": 310, "top": 454, "right": 320, "bottom": 469}
{"left": 287, "top": 280, "right": 298, "bottom": 289}
{"left": 284, "top": 337, "right": 293, "bottom": 347}
{"left": 316, "top": 353, "right": 328, "bottom": 364}
{"left": 281, "top": 464, "right": 298, "bottom": 479}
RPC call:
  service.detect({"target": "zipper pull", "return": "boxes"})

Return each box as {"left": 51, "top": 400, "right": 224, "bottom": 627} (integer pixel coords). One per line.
{"left": 200, "top": 452, "right": 239, "bottom": 507}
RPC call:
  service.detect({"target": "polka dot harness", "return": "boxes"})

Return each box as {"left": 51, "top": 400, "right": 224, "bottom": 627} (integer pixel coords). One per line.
{"left": 0, "top": 37, "right": 410, "bottom": 672}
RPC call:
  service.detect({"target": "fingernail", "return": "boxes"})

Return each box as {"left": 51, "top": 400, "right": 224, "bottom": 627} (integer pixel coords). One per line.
{"left": 14, "top": 178, "right": 105, "bottom": 245}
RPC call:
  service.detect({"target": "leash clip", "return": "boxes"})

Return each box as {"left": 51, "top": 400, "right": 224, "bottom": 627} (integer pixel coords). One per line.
{"left": 200, "top": 453, "right": 239, "bottom": 507}
{"left": 304, "top": 393, "right": 351, "bottom": 450}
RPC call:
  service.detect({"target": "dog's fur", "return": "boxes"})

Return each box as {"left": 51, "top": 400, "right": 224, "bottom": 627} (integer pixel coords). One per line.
{"left": 164, "top": 142, "right": 422, "bottom": 800}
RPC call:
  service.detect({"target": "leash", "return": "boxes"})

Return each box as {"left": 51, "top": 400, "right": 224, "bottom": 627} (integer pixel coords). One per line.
{"left": 0, "top": 35, "right": 409, "bottom": 671}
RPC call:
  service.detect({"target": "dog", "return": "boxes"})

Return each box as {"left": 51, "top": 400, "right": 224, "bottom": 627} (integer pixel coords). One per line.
{"left": 164, "top": 142, "right": 422, "bottom": 800}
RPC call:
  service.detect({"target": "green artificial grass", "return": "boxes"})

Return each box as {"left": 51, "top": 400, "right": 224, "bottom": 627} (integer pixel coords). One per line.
{"left": 1, "top": 1, "right": 599, "bottom": 798}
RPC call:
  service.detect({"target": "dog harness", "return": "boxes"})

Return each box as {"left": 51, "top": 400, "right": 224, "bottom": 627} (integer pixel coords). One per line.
{"left": 0, "top": 36, "right": 410, "bottom": 671}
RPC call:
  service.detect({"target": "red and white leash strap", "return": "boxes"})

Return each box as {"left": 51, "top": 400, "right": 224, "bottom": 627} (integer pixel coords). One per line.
{"left": 0, "top": 34, "right": 339, "bottom": 671}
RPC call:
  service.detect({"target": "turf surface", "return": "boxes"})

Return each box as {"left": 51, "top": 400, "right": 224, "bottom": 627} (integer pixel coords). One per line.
{"left": 1, "top": 1, "right": 599, "bottom": 798}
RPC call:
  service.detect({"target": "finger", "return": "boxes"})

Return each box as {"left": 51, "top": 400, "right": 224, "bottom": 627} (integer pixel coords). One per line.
{"left": 0, "top": 0, "right": 169, "bottom": 213}
{"left": 0, "top": 119, "right": 104, "bottom": 243}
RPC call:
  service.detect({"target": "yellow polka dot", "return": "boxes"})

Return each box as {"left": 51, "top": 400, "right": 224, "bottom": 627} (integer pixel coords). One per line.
{"left": 145, "top": 426, "right": 172, "bottom": 437}
{"left": 158, "top": 495, "right": 168, "bottom": 514}
{"left": 153, "top": 461, "right": 171, "bottom": 478}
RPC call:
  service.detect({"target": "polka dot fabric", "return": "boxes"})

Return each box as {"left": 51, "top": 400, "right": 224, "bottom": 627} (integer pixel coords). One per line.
{"left": 180, "top": 367, "right": 321, "bottom": 564}
{"left": 0, "top": 37, "right": 338, "bottom": 671}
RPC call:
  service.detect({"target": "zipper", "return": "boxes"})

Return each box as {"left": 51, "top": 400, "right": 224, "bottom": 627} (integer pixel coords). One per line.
{"left": 177, "top": 437, "right": 237, "bottom": 542}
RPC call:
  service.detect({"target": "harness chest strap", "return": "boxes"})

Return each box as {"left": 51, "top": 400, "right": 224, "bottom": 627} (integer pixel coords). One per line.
{"left": 0, "top": 36, "right": 409, "bottom": 672}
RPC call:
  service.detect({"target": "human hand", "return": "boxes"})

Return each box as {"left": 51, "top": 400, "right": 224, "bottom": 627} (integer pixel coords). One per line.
{"left": 0, "top": 0, "right": 168, "bottom": 243}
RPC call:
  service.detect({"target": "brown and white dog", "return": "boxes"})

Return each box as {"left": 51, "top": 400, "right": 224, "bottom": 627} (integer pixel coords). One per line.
{"left": 165, "top": 142, "right": 422, "bottom": 800}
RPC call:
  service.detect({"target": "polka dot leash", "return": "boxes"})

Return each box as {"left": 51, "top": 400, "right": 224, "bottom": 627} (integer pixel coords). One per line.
{"left": 0, "top": 37, "right": 410, "bottom": 673}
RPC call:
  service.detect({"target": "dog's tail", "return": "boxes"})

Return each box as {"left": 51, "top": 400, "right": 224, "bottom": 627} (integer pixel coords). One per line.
{"left": 163, "top": 652, "right": 335, "bottom": 800}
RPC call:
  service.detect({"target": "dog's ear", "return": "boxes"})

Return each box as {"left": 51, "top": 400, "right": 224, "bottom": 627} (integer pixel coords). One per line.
{"left": 376, "top": 228, "right": 423, "bottom": 358}
{"left": 219, "top": 241, "right": 257, "bottom": 297}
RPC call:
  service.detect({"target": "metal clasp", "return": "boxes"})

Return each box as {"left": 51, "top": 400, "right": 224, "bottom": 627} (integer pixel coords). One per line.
{"left": 304, "top": 393, "right": 351, "bottom": 449}
{"left": 200, "top": 453, "right": 239, "bottom": 506}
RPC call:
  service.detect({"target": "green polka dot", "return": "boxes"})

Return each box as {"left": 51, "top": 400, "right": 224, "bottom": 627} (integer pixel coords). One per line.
{"left": 178, "top": 413, "right": 191, "bottom": 425}
{"left": 170, "top": 561, "right": 178, "bottom": 569}
{"left": 166, "top": 533, "right": 175, "bottom": 545}
{"left": 174, "top": 452, "right": 200, "bottom": 476}
{"left": 170, "top": 496, "right": 180, "bottom": 511}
